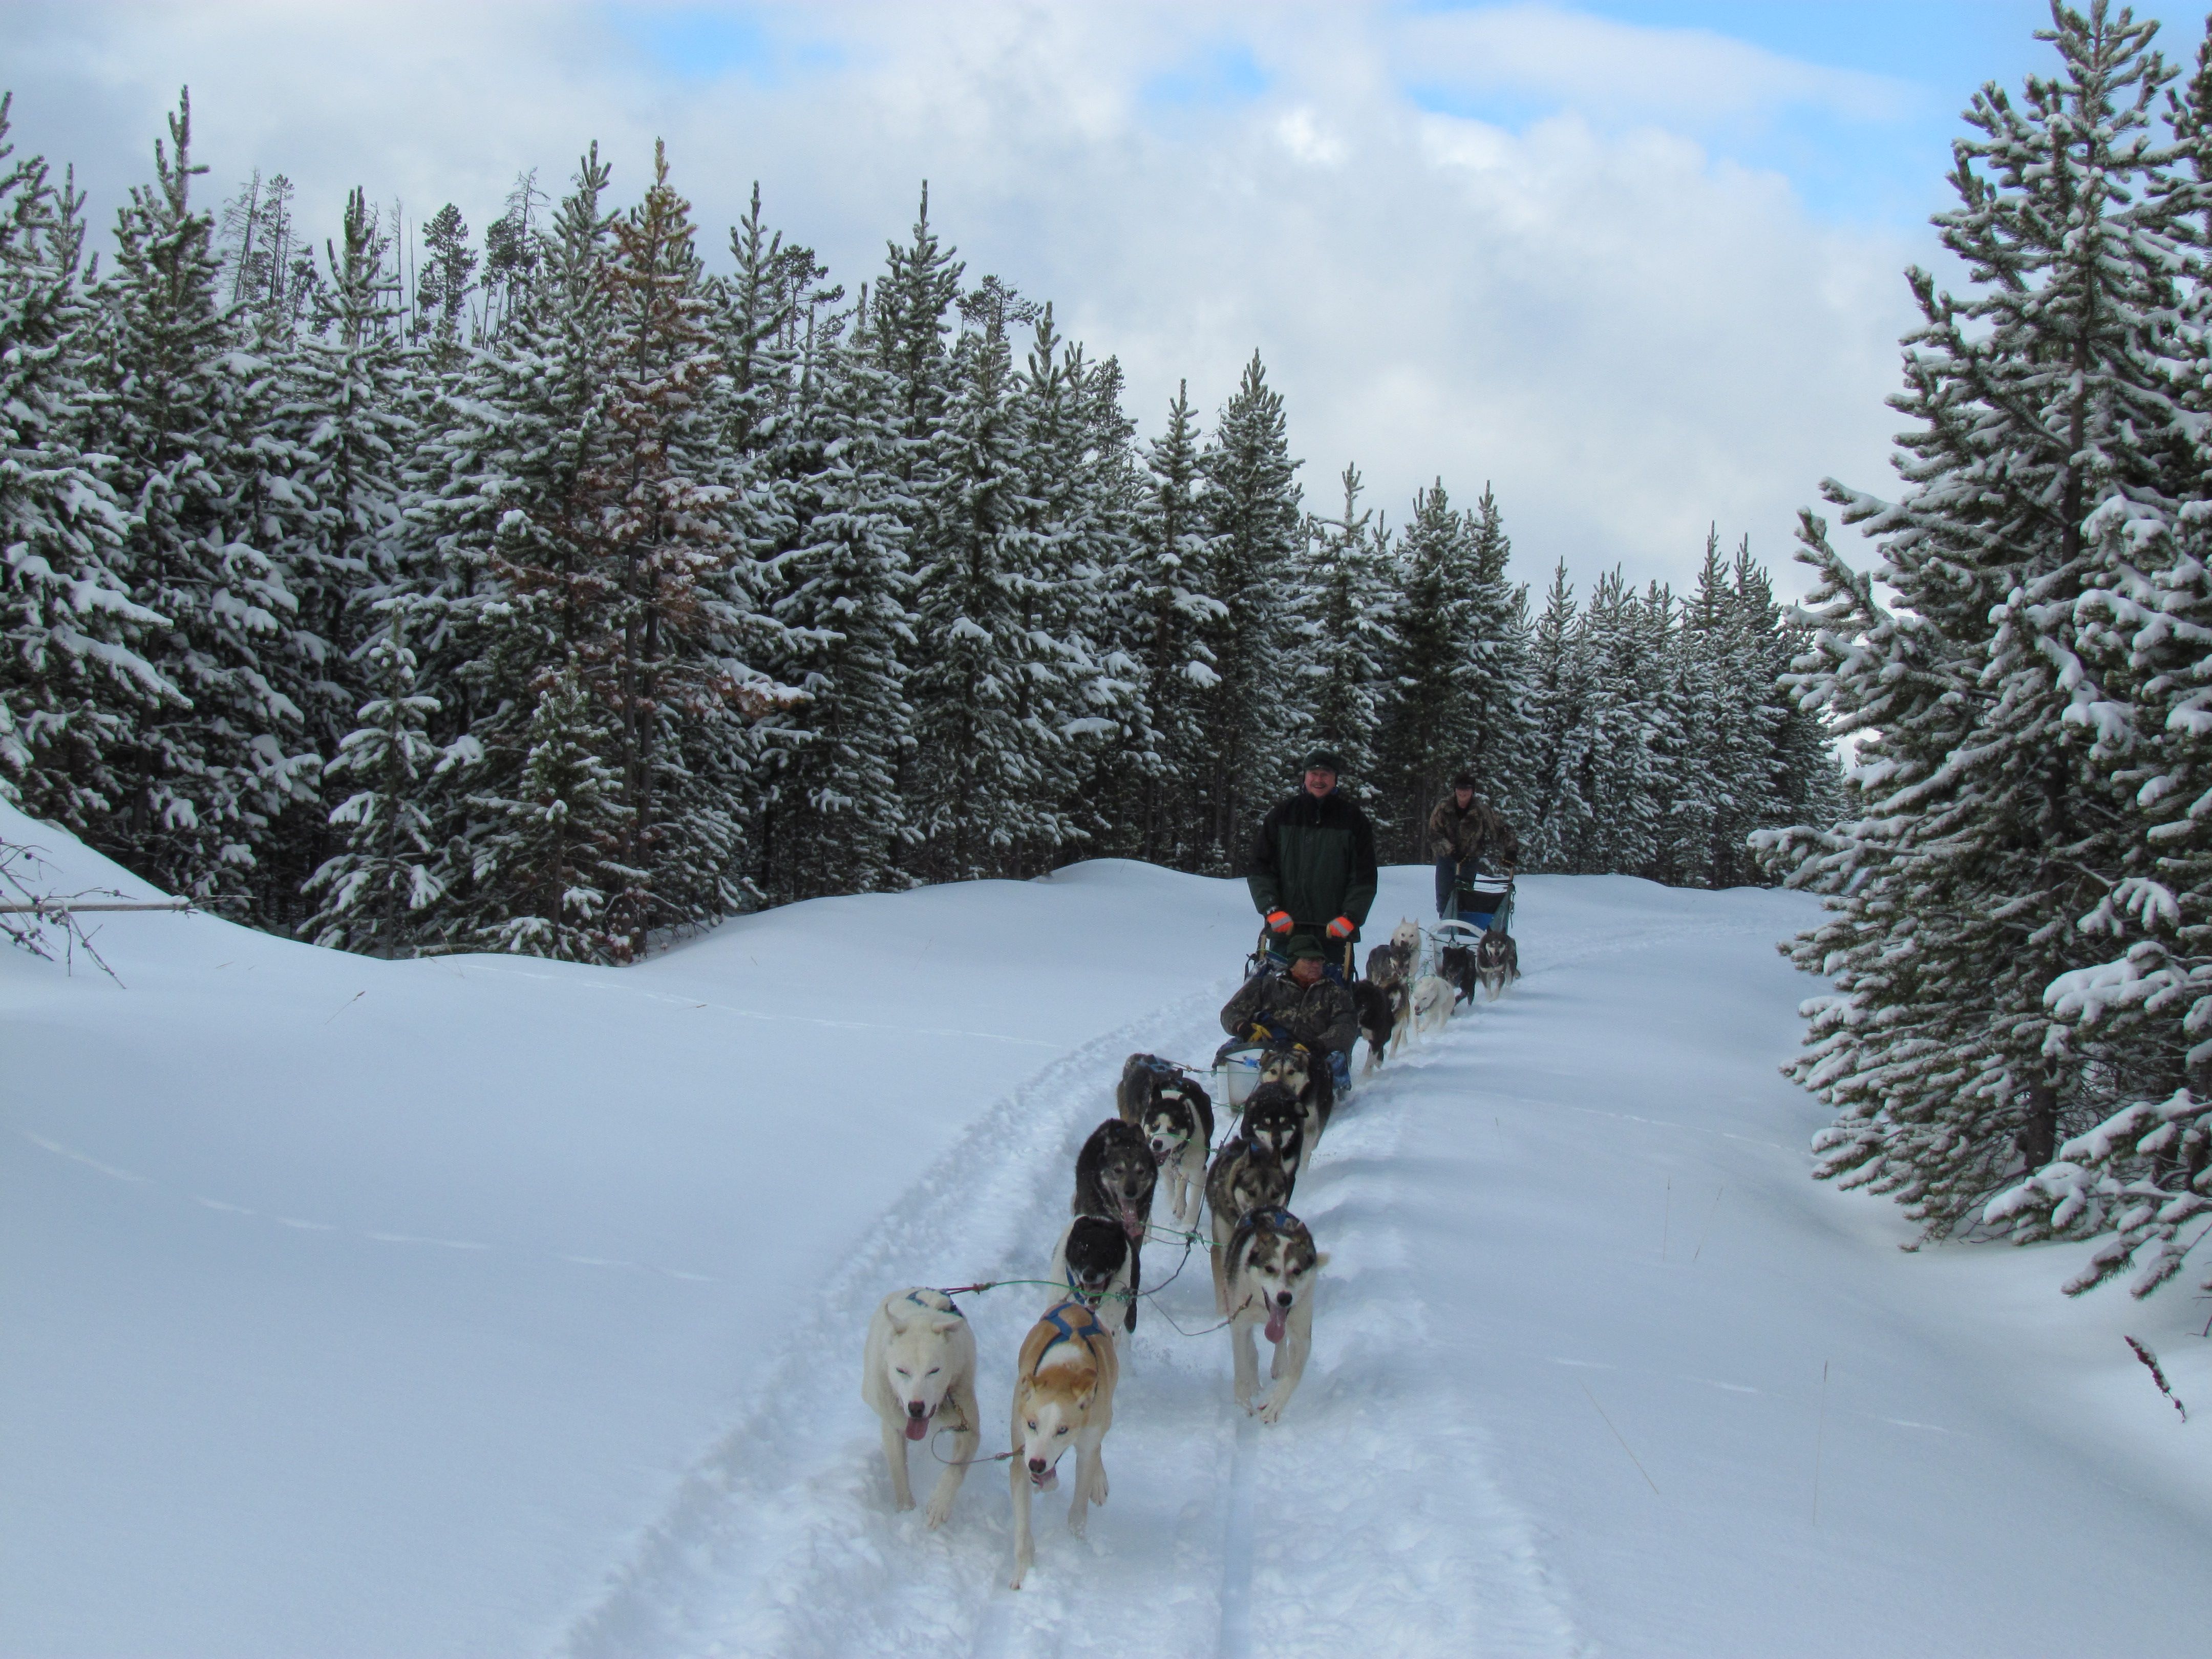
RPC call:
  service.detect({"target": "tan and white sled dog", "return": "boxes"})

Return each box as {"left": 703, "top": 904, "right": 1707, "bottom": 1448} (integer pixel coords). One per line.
{"left": 1205, "top": 1130, "right": 1295, "bottom": 1314}
{"left": 1223, "top": 1206, "right": 1326, "bottom": 1424}
{"left": 1008, "top": 1299, "right": 1120, "bottom": 1589}
{"left": 861, "top": 1288, "right": 981, "bottom": 1527}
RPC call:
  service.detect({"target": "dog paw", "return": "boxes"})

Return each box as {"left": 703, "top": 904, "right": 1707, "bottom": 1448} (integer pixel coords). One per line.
{"left": 925, "top": 1495, "right": 954, "bottom": 1529}
{"left": 894, "top": 1493, "right": 916, "bottom": 1513}
{"left": 1067, "top": 1510, "right": 1088, "bottom": 1538}
{"left": 1256, "top": 1394, "right": 1287, "bottom": 1424}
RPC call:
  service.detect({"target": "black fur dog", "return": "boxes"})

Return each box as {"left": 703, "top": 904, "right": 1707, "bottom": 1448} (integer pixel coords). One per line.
{"left": 1437, "top": 944, "right": 1480, "bottom": 1005}
{"left": 1073, "top": 1118, "right": 1158, "bottom": 1248}
{"left": 1350, "top": 980, "right": 1393, "bottom": 1072}
{"left": 1056, "top": 1213, "right": 1139, "bottom": 1333}
{"left": 1232, "top": 1081, "right": 1306, "bottom": 1200}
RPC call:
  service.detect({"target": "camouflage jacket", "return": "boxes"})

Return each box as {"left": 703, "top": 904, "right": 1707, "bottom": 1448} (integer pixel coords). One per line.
{"left": 1428, "top": 793, "right": 1519, "bottom": 866}
{"left": 1219, "top": 968, "right": 1359, "bottom": 1056}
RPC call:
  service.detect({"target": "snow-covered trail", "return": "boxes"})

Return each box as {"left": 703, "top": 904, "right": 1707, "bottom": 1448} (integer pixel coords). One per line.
{"left": 554, "top": 869, "right": 2212, "bottom": 1658}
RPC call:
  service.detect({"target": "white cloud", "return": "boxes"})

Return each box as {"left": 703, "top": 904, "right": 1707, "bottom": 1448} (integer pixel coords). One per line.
{"left": 0, "top": 1, "right": 1928, "bottom": 599}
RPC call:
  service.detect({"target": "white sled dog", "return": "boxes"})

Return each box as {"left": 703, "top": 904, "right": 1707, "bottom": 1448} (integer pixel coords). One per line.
{"left": 1008, "top": 1299, "right": 1120, "bottom": 1590}
{"left": 861, "top": 1287, "right": 981, "bottom": 1527}
{"left": 1223, "top": 1205, "right": 1326, "bottom": 1424}
{"left": 1412, "top": 972, "right": 1456, "bottom": 1036}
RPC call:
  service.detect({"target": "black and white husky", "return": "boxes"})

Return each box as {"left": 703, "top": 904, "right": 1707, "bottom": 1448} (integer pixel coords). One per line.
{"left": 1048, "top": 1214, "right": 1136, "bottom": 1341}
{"left": 1223, "top": 1206, "right": 1326, "bottom": 1423}
{"left": 1205, "top": 1131, "right": 1294, "bottom": 1314}
{"left": 1350, "top": 980, "right": 1393, "bottom": 1074}
{"left": 1437, "top": 942, "right": 1480, "bottom": 1005}
{"left": 1116, "top": 1054, "right": 1214, "bottom": 1228}
{"left": 1476, "top": 930, "right": 1520, "bottom": 997}
{"left": 1256, "top": 1046, "right": 1331, "bottom": 1168}
{"left": 1233, "top": 1081, "right": 1307, "bottom": 1193}
{"left": 1073, "top": 1119, "right": 1157, "bottom": 1330}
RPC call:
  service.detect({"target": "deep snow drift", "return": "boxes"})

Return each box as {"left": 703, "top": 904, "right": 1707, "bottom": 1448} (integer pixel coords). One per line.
{"left": 3, "top": 800, "right": 2206, "bottom": 1658}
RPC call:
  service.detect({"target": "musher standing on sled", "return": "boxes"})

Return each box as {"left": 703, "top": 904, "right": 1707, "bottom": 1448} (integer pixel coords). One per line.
{"left": 1237, "top": 750, "right": 1378, "bottom": 1087}
{"left": 1429, "top": 771, "right": 1519, "bottom": 919}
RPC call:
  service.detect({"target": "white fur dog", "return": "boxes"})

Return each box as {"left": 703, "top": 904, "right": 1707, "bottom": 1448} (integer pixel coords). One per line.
{"left": 1412, "top": 972, "right": 1456, "bottom": 1036}
{"left": 1008, "top": 1299, "right": 1120, "bottom": 1589}
{"left": 860, "top": 1288, "right": 981, "bottom": 1527}
{"left": 1223, "top": 1206, "right": 1326, "bottom": 1423}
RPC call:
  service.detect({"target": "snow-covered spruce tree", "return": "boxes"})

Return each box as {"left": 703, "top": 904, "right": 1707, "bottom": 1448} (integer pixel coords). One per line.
{"left": 1461, "top": 484, "right": 1535, "bottom": 823}
{"left": 586, "top": 140, "right": 778, "bottom": 954}
{"left": 903, "top": 283, "right": 1062, "bottom": 882}
{"left": 0, "top": 94, "right": 175, "bottom": 832}
{"left": 300, "top": 609, "right": 442, "bottom": 952}
{"left": 1763, "top": 3, "right": 2199, "bottom": 1239}
{"left": 91, "top": 89, "right": 318, "bottom": 908}
{"left": 408, "top": 145, "right": 618, "bottom": 950}
{"left": 1120, "top": 380, "right": 1225, "bottom": 866}
{"left": 466, "top": 661, "right": 635, "bottom": 962}
{"left": 1295, "top": 464, "right": 1394, "bottom": 803}
{"left": 753, "top": 301, "right": 916, "bottom": 902}
{"left": 1193, "top": 351, "right": 1302, "bottom": 871}
{"left": 1521, "top": 560, "right": 1594, "bottom": 871}
{"left": 266, "top": 185, "right": 417, "bottom": 919}
{"left": 1374, "top": 480, "right": 1481, "bottom": 858}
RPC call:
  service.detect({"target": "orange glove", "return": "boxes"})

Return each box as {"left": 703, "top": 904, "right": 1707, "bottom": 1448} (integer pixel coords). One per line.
{"left": 1265, "top": 910, "right": 1293, "bottom": 934}
{"left": 1327, "top": 916, "right": 1354, "bottom": 940}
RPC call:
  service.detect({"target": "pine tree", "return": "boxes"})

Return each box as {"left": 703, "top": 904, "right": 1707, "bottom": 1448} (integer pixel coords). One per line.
{"left": 92, "top": 89, "right": 318, "bottom": 907}
{"left": 301, "top": 610, "right": 442, "bottom": 952}
{"left": 1522, "top": 561, "right": 1594, "bottom": 870}
{"left": 1297, "top": 464, "right": 1394, "bottom": 797}
{"left": 1767, "top": 2, "right": 2196, "bottom": 1237}
{"left": 0, "top": 94, "right": 174, "bottom": 833}
{"left": 1374, "top": 480, "right": 1479, "bottom": 858}
{"left": 1120, "top": 379, "right": 1223, "bottom": 865}
{"left": 466, "top": 661, "right": 634, "bottom": 961}
{"left": 1193, "top": 350, "right": 1301, "bottom": 870}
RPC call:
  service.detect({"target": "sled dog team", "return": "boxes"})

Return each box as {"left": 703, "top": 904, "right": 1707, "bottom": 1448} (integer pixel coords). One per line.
{"left": 860, "top": 913, "right": 1514, "bottom": 1588}
{"left": 862, "top": 1050, "right": 1330, "bottom": 1589}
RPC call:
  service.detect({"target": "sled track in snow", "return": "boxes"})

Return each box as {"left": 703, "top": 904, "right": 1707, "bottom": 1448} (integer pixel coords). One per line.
{"left": 556, "top": 967, "right": 1586, "bottom": 1658}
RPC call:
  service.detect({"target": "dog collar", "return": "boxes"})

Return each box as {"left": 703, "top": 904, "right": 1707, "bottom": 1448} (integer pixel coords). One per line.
{"left": 1246, "top": 1205, "right": 1300, "bottom": 1231}
{"left": 906, "top": 1289, "right": 963, "bottom": 1318}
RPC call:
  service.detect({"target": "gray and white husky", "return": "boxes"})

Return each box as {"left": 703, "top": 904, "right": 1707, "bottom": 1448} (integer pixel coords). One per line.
{"left": 1223, "top": 1206, "right": 1326, "bottom": 1423}
{"left": 1205, "top": 1132, "right": 1294, "bottom": 1314}
{"left": 1233, "top": 1080, "right": 1307, "bottom": 1192}
{"left": 1257, "top": 1047, "right": 1331, "bottom": 1168}
{"left": 861, "top": 1287, "right": 981, "bottom": 1526}
{"left": 1476, "top": 930, "right": 1520, "bottom": 998}
{"left": 1073, "top": 1118, "right": 1157, "bottom": 1332}
{"left": 1116, "top": 1054, "right": 1214, "bottom": 1228}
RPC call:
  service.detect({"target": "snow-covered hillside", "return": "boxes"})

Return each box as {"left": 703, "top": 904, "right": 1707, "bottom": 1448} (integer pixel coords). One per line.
{"left": 3, "top": 801, "right": 2206, "bottom": 1658}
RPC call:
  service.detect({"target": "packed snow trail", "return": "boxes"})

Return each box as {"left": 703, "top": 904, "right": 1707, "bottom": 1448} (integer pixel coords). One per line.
{"left": 5, "top": 807, "right": 2208, "bottom": 1657}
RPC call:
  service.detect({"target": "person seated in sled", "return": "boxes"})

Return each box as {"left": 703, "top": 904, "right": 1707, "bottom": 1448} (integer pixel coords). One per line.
{"left": 1429, "top": 770, "right": 1519, "bottom": 922}
{"left": 1247, "top": 748, "right": 1379, "bottom": 978}
{"left": 1219, "top": 936, "right": 1359, "bottom": 1081}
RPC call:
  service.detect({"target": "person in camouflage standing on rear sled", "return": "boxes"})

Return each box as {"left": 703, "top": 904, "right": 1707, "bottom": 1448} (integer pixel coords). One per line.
{"left": 1429, "top": 770, "right": 1519, "bottom": 918}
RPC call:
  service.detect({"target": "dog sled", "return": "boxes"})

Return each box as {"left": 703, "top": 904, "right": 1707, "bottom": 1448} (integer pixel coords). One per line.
{"left": 1445, "top": 866, "right": 1514, "bottom": 935}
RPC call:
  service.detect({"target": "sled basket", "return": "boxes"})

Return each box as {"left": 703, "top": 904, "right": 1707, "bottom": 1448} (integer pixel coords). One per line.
{"left": 1448, "top": 870, "right": 1515, "bottom": 933}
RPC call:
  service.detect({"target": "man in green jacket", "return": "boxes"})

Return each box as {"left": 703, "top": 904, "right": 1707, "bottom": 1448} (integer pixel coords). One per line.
{"left": 1246, "top": 750, "right": 1380, "bottom": 973}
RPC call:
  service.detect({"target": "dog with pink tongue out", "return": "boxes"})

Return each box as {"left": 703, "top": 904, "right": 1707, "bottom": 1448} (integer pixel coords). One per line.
{"left": 861, "top": 1288, "right": 981, "bottom": 1527}
{"left": 1223, "top": 1206, "right": 1326, "bottom": 1424}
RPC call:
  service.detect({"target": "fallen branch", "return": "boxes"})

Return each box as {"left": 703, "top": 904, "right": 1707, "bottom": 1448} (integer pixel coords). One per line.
{"left": 2124, "top": 1336, "right": 2188, "bottom": 1422}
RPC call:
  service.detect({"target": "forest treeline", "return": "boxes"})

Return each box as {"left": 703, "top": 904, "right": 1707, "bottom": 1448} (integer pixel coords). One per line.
{"left": 2, "top": 89, "right": 1836, "bottom": 968}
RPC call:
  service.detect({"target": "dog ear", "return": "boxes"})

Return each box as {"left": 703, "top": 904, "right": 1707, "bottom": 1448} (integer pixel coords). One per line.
{"left": 1313, "top": 1251, "right": 1331, "bottom": 1269}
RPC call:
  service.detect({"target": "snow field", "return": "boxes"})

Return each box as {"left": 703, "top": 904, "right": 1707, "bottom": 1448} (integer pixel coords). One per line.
{"left": 7, "top": 812, "right": 2210, "bottom": 1658}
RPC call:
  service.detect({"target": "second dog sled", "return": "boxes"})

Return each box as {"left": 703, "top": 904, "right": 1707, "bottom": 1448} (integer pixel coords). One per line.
{"left": 1445, "top": 867, "right": 1514, "bottom": 935}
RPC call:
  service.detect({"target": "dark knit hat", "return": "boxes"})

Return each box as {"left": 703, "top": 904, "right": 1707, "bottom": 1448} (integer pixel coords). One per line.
{"left": 1288, "top": 935, "right": 1327, "bottom": 961}
{"left": 1301, "top": 750, "right": 1346, "bottom": 776}
{"left": 1452, "top": 772, "right": 1476, "bottom": 790}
